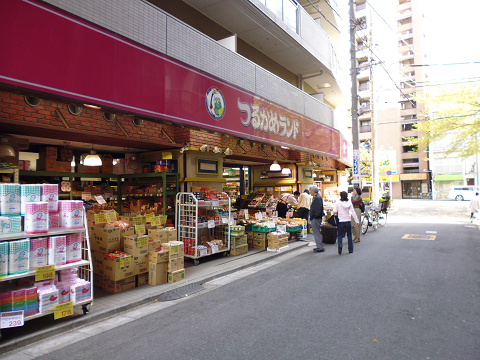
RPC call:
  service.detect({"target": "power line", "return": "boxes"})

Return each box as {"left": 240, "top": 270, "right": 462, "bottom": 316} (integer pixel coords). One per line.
{"left": 365, "top": 0, "right": 416, "bottom": 55}
{"left": 411, "top": 61, "right": 480, "bottom": 67}
{"left": 359, "top": 112, "right": 480, "bottom": 127}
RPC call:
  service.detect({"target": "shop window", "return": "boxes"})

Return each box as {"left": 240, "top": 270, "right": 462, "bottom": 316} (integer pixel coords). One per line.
{"left": 24, "top": 96, "right": 42, "bottom": 107}
{"left": 133, "top": 118, "right": 144, "bottom": 127}
{"left": 103, "top": 112, "right": 116, "bottom": 122}
{"left": 67, "top": 104, "right": 82, "bottom": 116}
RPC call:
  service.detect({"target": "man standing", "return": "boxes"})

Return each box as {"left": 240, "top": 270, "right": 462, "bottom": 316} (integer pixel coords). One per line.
{"left": 309, "top": 185, "right": 324, "bottom": 253}
{"left": 470, "top": 192, "right": 479, "bottom": 222}
{"left": 276, "top": 191, "right": 300, "bottom": 218}
{"left": 297, "top": 190, "right": 312, "bottom": 231}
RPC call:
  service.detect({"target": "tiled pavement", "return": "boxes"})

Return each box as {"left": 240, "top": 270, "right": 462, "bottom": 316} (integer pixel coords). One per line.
{"left": 0, "top": 237, "right": 313, "bottom": 353}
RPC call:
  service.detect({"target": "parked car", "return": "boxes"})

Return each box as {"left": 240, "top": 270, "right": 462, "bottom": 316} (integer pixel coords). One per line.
{"left": 448, "top": 185, "right": 480, "bottom": 201}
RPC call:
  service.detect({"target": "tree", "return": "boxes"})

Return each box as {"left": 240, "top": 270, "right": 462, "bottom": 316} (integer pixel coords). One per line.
{"left": 410, "top": 83, "right": 480, "bottom": 159}
{"left": 347, "top": 141, "right": 395, "bottom": 183}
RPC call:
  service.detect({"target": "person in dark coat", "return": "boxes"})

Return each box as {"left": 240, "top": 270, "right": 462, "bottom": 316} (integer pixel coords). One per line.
{"left": 309, "top": 185, "right": 324, "bottom": 253}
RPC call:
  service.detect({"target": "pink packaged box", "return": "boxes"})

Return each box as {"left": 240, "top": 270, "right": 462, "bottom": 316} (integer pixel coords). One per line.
{"left": 49, "top": 212, "right": 59, "bottom": 230}
{"left": 30, "top": 237, "right": 48, "bottom": 269}
{"left": 25, "top": 202, "right": 49, "bottom": 234}
{"left": 59, "top": 201, "right": 84, "bottom": 229}
{"left": 57, "top": 282, "right": 71, "bottom": 304}
{"left": 66, "top": 233, "right": 82, "bottom": 263}
{"left": 48, "top": 236, "right": 66, "bottom": 266}
{"left": 41, "top": 184, "right": 58, "bottom": 213}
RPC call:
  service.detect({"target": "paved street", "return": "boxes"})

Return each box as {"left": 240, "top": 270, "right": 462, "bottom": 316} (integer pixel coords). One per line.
{"left": 3, "top": 200, "right": 480, "bottom": 360}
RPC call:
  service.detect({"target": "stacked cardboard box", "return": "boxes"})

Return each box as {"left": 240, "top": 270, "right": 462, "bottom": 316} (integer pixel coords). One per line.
{"left": 123, "top": 234, "right": 149, "bottom": 275}
{"left": 148, "top": 249, "right": 169, "bottom": 286}
{"left": 162, "top": 241, "right": 185, "bottom": 283}
{"left": 245, "top": 231, "right": 253, "bottom": 247}
{"left": 252, "top": 232, "right": 266, "bottom": 250}
{"left": 230, "top": 234, "right": 248, "bottom": 256}
{"left": 267, "top": 233, "right": 289, "bottom": 249}
{"left": 37, "top": 146, "right": 58, "bottom": 172}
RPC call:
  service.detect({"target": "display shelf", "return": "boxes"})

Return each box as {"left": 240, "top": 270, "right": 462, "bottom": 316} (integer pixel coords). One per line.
{"left": 0, "top": 260, "right": 90, "bottom": 283}
{"left": 0, "top": 168, "right": 19, "bottom": 183}
{"left": 184, "top": 248, "right": 230, "bottom": 259}
{"left": 0, "top": 228, "right": 85, "bottom": 242}
{"left": 176, "top": 193, "right": 231, "bottom": 262}
{"left": 24, "top": 299, "right": 92, "bottom": 321}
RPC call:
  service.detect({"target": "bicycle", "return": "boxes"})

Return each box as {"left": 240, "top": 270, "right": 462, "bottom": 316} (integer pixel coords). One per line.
{"left": 361, "top": 204, "right": 378, "bottom": 235}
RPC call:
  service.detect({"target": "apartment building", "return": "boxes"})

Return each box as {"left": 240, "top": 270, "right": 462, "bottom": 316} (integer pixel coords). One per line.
{"left": 354, "top": 0, "right": 428, "bottom": 199}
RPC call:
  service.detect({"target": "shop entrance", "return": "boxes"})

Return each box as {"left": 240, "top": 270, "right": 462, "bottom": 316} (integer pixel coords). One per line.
{"left": 222, "top": 164, "right": 250, "bottom": 207}
{"left": 402, "top": 181, "right": 422, "bottom": 199}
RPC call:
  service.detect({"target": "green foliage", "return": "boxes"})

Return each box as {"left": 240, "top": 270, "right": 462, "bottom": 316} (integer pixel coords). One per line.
{"left": 411, "top": 83, "right": 480, "bottom": 158}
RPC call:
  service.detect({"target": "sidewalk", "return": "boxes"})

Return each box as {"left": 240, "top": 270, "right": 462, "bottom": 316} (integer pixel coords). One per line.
{"left": 0, "top": 238, "right": 313, "bottom": 354}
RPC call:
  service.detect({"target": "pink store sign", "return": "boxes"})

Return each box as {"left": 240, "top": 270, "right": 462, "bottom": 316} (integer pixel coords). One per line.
{"left": 0, "top": 0, "right": 341, "bottom": 158}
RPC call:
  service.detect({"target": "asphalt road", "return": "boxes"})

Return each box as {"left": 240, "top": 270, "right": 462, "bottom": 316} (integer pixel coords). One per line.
{"left": 6, "top": 200, "right": 480, "bottom": 360}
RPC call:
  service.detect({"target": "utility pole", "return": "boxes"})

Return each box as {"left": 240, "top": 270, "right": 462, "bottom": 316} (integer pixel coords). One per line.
{"left": 369, "top": 8, "right": 379, "bottom": 204}
{"left": 350, "top": 0, "right": 360, "bottom": 189}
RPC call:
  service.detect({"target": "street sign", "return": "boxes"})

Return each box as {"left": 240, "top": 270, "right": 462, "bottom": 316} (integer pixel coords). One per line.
{"left": 386, "top": 170, "right": 392, "bottom": 176}
{"left": 353, "top": 149, "right": 361, "bottom": 187}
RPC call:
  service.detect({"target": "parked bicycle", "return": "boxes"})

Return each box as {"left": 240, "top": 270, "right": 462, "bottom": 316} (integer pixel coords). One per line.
{"left": 361, "top": 201, "right": 388, "bottom": 235}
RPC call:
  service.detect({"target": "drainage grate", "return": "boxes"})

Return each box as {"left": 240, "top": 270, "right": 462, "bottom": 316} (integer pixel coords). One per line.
{"left": 157, "top": 283, "right": 205, "bottom": 302}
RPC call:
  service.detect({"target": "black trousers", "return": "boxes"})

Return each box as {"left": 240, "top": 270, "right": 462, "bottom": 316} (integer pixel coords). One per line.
{"left": 276, "top": 202, "right": 288, "bottom": 218}
{"left": 297, "top": 207, "right": 309, "bottom": 231}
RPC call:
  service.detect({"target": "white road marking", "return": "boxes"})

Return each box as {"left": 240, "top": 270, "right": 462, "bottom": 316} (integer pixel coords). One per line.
{"left": 426, "top": 231, "right": 437, "bottom": 234}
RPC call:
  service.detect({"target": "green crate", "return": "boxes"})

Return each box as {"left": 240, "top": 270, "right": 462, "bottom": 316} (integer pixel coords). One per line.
{"left": 252, "top": 224, "right": 277, "bottom": 233}
{"left": 286, "top": 225, "right": 302, "bottom": 232}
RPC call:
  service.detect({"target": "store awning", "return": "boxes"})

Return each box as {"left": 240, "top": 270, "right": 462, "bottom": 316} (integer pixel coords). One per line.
{"left": 435, "top": 174, "right": 463, "bottom": 181}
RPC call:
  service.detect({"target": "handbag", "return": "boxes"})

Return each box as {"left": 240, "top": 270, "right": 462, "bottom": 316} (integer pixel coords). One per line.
{"left": 327, "top": 214, "right": 339, "bottom": 226}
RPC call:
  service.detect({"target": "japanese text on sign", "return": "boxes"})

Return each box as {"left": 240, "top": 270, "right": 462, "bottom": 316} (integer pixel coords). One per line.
{"left": 1, "top": 311, "right": 24, "bottom": 329}
{"left": 35, "top": 265, "right": 55, "bottom": 281}
{"left": 54, "top": 302, "right": 73, "bottom": 320}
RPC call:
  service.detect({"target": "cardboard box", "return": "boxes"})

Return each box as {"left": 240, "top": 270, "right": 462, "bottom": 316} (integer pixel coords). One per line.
{"left": 93, "top": 274, "right": 103, "bottom": 288}
{"left": 101, "top": 155, "right": 114, "bottom": 174}
{"left": 165, "top": 228, "right": 177, "bottom": 241}
{"left": 168, "top": 268, "right": 185, "bottom": 283}
{"left": 253, "top": 232, "right": 266, "bottom": 241}
{"left": 149, "top": 262, "right": 168, "bottom": 286}
{"left": 230, "top": 244, "right": 248, "bottom": 256}
{"left": 136, "top": 273, "right": 148, "bottom": 287}
{"left": 231, "top": 235, "right": 247, "bottom": 247}
{"left": 102, "top": 276, "right": 135, "bottom": 294}
{"left": 133, "top": 254, "right": 148, "bottom": 275}
{"left": 102, "top": 254, "right": 134, "bottom": 281}
{"left": 148, "top": 239, "right": 163, "bottom": 252}
{"left": 119, "top": 228, "right": 135, "bottom": 249}
{"left": 92, "top": 250, "right": 106, "bottom": 275}
{"left": 148, "top": 228, "right": 168, "bottom": 242}
{"left": 245, "top": 231, "right": 253, "bottom": 239}
{"left": 252, "top": 240, "right": 266, "bottom": 250}
{"left": 37, "top": 158, "right": 57, "bottom": 172}
{"left": 177, "top": 256, "right": 184, "bottom": 269}
{"left": 91, "top": 226, "right": 121, "bottom": 253}
{"left": 165, "top": 241, "right": 184, "bottom": 256}
{"left": 167, "top": 258, "right": 178, "bottom": 272}
{"left": 267, "top": 238, "right": 288, "bottom": 249}
{"left": 120, "top": 215, "right": 146, "bottom": 226}
{"left": 39, "top": 146, "right": 58, "bottom": 159}
{"left": 78, "top": 164, "right": 101, "bottom": 174}
{"left": 56, "top": 161, "right": 71, "bottom": 173}
{"left": 149, "top": 250, "right": 169, "bottom": 264}
{"left": 123, "top": 235, "right": 149, "bottom": 257}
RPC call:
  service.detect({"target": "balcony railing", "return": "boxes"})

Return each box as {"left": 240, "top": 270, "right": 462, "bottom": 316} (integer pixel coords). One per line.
{"left": 360, "top": 104, "right": 371, "bottom": 113}
{"left": 397, "top": 10, "right": 412, "bottom": 20}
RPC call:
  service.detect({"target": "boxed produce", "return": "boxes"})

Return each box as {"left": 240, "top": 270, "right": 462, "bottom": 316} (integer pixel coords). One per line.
{"left": 103, "top": 276, "right": 135, "bottom": 294}
{"left": 230, "top": 244, "right": 248, "bottom": 256}
{"left": 253, "top": 232, "right": 266, "bottom": 241}
{"left": 102, "top": 253, "right": 133, "bottom": 281}
{"left": 149, "top": 262, "right": 168, "bottom": 286}
{"left": 252, "top": 240, "right": 266, "bottom": 250}
{"left": 165, "top": 228, "right": 177, "bottom": 241}
{"left": 136, "top": 273, "right": 148, "bottom": 287}
{"left": 167, "top": 268, "right": 185, "bottom": 283}
{"left": 149, "top": 250, "right": 169, "bottom": 264}
{"left": 91, "top": 250, "right": 105, "bottom": 275}
{"left": 91, "top": 226, "right": 121, "bottom": 253}
{"left": 148, "top": 228, "right": 168, "bottom": 242}
{"left": 231, "top": 235, "right": 247, "bottom": 247}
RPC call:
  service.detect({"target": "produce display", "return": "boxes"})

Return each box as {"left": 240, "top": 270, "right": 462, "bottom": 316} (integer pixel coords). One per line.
{"left": 248, "top": 194, "right": 265, "bottom": 208}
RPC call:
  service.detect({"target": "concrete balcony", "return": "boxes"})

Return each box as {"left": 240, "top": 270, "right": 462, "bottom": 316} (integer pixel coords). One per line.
{"left": 358, "top": 89, "right": 371, "bottom": 99}
{"left": 399, "top": 52, "right": 415, "bottom": 61}
{"left": 397, "top": 10, "right": 412, "bottom": 20}
{"left": 183, "top": 0, "right": 347, "bottom": 107}
{"left": 357, "top": 66, "right": 370, "bottom": 79}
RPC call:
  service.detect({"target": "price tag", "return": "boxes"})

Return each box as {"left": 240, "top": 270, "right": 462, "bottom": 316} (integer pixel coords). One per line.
{"left": 255, "top": 212, "right": 261, "bottom": 220}
{"left": 262, "top": 212, "right": 267, "bottom": 219}
{"left": 94, "top": 195, "right": 106, "bottom": 204}
{"left": 273, "top": 216, "right": 278, "bottom": 223}
{"left": 212, "top": 200, "right": 219, "bottom": 207}
{"left": 35, "top": 265, "right": 55, "bottom": 282}
{"left": 243, "top": 209, "right": 249, "bottom": 219}
{"left": 94, "top": 213, "right": 107, "bottom": 224}
{"left": 222, "top": 217, "right": 229, "bottom": 224}
{"left": 81, "top": 192, "right": 91, "bottom": 201}
{"left": 54, "top": 302, "right": 73, "bottom": 320}
{"left": 280, "top": 186, "right": 287, "bottom": 191}
{"left": 267, "top": 222, "right": 276, "bottom": 229}
{"left": 133, "top": 216, "right": 143, "bottom": 226}
{"left": 105, "top": 212, "right": 117, "bottom": 223}
{"left": 137, "top": 236, "right": 148, "bottom": 247}
{"left": 207, "top": 220, "right": 215, "bottom": 228}
{"left": 150, "top": 216, "right": 161, "bottom": 226}
{"left": 145, "top": 213, "right": 155, "bottom": 222}
{"left": 135, "top": 224, "right": 146, "bottom": 235}
{"left": 104, "top": 192, "right": 113, "bottom": 199}
{"left": 119, "top": 256, "right": 131, "bottom": 268}
{"left": 1, "top": 311, "right": 24, "bottom": 329}
{"left": 278, "top": 224, "right": 287, "bottom": 232}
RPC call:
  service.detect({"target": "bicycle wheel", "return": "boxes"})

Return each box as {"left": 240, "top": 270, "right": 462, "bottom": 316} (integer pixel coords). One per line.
{"left": 361, "top": 214, "right": 369, "bottom": 234}
{"left": 377, "top": 211, "right": 387, "bottom": 226}
{"left": 372, "top": 212, "right": 379, "bottom": 230}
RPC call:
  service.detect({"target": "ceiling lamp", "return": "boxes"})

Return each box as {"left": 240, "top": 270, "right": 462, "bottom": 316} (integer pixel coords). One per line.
{"left": 0, "top": 138, "right": 15, "bottom": 158}
{"left": 84, "top": 149, "right": 102, "bottom": 166}
{"left": 281, "top": 166, "right": 291, "bottom": 175}
{"left": 70, "top": 156, "right": 76, "bottom": 167}
{"left": 270, "top": 161, "right": 281, "bottom": 171}
{"left": 127, "top": 155, "right": 141, "bottom": 170}
{"left": 83, "top": 104, "right": 101, "bottom": 109}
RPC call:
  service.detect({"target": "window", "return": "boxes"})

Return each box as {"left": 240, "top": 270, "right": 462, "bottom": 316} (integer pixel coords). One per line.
{"left": 359, "top": 80, "right": 370, "bottom": 91}
{"left": 356, "top": 17, "right": 367, "bottom": 31}
{"left": 403, "top": 145, "right": 417, "bottom": 153}
{"left": 403, "top": 158, "right": 419, "bottom": 164}
{"left": 400, "top": 59, "right": 414, "bottom": 68}
{"left": 398, "top": 17, "right": 412, "bottom": 26}
{"left": 356, "top": 1, "right": 366, "bottom": 11}
{"left": 357, "top": 41, "right": 365, "bottom": 50}
{"left": 403, "top": 167, "right": 419, "bottom": 173}
{"left": 402, "top": 123, "right": 416, "bottom": 131}
{"left": 399, "top": 0, "right": 411, "bottom": 4}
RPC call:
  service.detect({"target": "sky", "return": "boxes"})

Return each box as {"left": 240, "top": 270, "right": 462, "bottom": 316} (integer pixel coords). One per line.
{"left": 422, "top": 0, "right": 480, "bottom": 83}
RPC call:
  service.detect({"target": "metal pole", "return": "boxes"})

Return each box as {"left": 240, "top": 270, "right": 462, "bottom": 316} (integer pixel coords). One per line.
{"left": 350, "top": 0, "right": 360, "bottom": 189}
{"left": 369, "top": 8, "right": 378, "bottom": 204}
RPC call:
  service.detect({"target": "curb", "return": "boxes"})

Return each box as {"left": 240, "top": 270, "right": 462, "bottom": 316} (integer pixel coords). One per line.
{"left": 0, "top": 241, "right": 310, "bottom": 354}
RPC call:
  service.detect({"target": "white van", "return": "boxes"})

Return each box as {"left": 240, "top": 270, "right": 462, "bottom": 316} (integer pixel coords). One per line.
{"left": 448, "top": 185, "right": 479, "bottom": 201}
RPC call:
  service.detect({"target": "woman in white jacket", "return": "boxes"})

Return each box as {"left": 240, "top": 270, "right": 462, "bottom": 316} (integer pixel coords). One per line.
{"left": 334, "top": 191, "right": 360, "bottom": 255}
